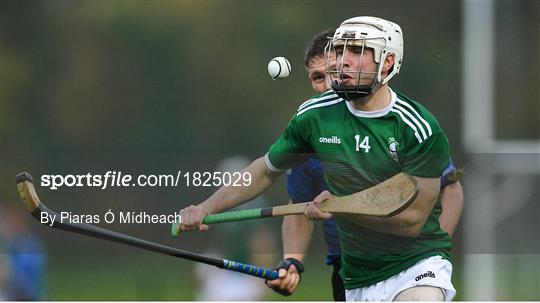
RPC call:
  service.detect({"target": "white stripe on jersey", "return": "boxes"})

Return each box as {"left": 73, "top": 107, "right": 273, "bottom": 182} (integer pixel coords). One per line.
{"left": 264, "top": 153, "right": 286, "bottom": 172}
{"left": 396, "top": 99, "right": 433, "bottom": 136}
{"left": 393, "top": 104, "right": 428, "bottom": 140}
{"left": 391, "top": 108, "right": 424, "bottom": 143}
{"left": 297, "top": 99, "right": 343, "bottom": 116}
{"left": 298, "top": 92, "right": 339, "bottom": 112}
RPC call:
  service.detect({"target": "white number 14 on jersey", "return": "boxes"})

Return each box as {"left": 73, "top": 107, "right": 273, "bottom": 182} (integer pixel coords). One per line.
{"left": 354, "top": 135, "right": 371, "bottom": 153}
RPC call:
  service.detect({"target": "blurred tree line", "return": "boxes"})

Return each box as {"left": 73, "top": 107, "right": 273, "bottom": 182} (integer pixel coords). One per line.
{"left": 1, "top": 1, "right": 538, "bottom": 300}
{"left": 1, "top": 0, "right": 538, "bottom": 251}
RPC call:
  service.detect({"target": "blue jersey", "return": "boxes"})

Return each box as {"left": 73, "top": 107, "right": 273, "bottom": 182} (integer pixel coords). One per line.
{"left": 6, "top": 235, "right": 46, "bottom": 300}
{"left": 286, "top": 157, "right": 458, "bottom": 265}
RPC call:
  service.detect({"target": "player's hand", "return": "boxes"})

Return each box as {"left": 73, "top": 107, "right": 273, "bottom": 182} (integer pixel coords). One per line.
{"left": 178, "top": 204, "right": 210, "bottom": 232}
{"left": 304, "top": 190, "right": 333, "bottom": 221}
{"left": 265, "top": 258, "right": 304, "bottom": 296}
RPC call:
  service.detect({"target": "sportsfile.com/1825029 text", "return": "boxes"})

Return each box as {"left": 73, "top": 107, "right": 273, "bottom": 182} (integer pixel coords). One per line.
{"left": 40, "top": 171, "right": 252, "bottom": 190}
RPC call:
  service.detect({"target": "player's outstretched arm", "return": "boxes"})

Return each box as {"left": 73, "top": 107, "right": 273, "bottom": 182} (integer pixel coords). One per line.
{"left": 306, "top": 177, "right": 439, "bottom": 237}
{"left": 178, "top": 156, "right": 282, "bottom": 232}
{"left": 265, "top": 212, "right": 312, "bottom": 295}
{"left": 439, "top": 181, "right": 463, "bottom": 236}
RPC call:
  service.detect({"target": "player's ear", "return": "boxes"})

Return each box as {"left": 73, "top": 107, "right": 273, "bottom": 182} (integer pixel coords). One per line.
{"left": 382, "top": 53, "right": 395, "bottom": 74}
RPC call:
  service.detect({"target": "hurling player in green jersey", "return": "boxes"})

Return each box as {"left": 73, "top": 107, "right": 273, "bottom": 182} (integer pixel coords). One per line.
{"left": 267, "top": 27, "right": 464, "bottom": 300}
{"left": 179, "top": 16, "right": 457, "bottom": 300}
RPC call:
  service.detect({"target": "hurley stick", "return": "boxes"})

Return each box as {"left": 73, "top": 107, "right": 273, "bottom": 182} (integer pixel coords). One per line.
{"left": 172, "top": 172, "right": 418, "bottom": 237}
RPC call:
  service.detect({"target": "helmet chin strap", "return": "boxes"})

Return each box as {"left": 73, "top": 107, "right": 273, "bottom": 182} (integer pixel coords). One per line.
{"left": 331, "top": 79, "right": 381, "bottom": 102}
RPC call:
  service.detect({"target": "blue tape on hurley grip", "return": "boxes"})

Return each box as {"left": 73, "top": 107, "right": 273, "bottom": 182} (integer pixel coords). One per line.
{"left": 223, "top": 260, "right": 279, "bottom": 280}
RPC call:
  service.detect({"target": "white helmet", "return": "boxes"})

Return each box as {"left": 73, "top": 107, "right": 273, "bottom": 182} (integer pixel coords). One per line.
{"left": 326, "top": 16, "right": 404, "bottom": 101}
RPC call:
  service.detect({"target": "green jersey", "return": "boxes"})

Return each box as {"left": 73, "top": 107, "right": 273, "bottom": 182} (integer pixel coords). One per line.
{"left": 266, "top": 88, "right": 452, "bottom": 289}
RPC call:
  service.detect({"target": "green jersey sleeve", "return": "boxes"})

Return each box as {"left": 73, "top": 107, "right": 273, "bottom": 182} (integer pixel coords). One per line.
{"left": 266, "top": 115, "right": 312, "bottom": 171}
{"left": 402, "top": 131, "right": 450, "bottom": 177}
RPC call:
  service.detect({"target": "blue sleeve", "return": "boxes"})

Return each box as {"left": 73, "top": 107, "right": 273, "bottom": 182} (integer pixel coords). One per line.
{"left": 286, "top": 158, "right": 327, "bottom": 203}
{"left": 440, "top": 157, "right": 458, "bottom": 188}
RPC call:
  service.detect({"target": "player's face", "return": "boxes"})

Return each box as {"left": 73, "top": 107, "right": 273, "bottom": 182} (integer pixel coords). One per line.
{"left": 307, "top": 54, "right": 336, "bottom": 93}
{"left": 334, "top": 45, "right": 377, "bottom": 86}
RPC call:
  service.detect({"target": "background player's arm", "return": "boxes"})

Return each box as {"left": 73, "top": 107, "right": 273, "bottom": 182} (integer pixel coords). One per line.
{"left": 439, "top": 181, "right": 463, "bottom": 236}
{"left": 179, "top": 157, "right": 282, "bottom": 230}
{"left": 267, "top": 203, "right": 312, "bottom": 295}
{"left": 282, "top": 209, "right": 314, "bottom": 261}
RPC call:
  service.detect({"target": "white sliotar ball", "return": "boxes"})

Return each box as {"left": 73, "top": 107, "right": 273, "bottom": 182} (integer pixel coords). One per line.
{"left": 268, "top": 57, "right": 291, "bottom": 79}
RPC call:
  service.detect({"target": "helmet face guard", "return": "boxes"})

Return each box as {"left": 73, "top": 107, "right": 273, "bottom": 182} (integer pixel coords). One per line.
{"left": 324, "top": 37, "right": 385, "bottom": 102}
{"left": 325, "top": 16, "right": 404, "bottom": 102}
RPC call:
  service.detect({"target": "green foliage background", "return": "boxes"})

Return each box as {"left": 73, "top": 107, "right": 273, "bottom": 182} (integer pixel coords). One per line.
{"left": 1, "top": 1, "right": 538, "bottom": 300}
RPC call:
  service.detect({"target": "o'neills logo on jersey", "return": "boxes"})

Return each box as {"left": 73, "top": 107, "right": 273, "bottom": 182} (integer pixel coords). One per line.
{"left": 319, "top": 136, "right": 342, "bottom": 144}
{"left": 415, "top": 271, "right": 436, "bottom": 281}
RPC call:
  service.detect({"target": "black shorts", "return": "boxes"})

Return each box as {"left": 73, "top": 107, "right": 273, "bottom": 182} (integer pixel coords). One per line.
{"left": 332, "top": 262, "right": 345, "bottom": 301}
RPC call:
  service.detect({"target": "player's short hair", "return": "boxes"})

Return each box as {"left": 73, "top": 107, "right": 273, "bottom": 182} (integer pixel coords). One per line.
{"left": 304, "top": 28, "right": 335, "bottom": 68}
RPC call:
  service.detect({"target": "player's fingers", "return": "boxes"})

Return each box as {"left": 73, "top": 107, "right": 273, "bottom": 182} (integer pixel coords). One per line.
{"left": 307, "top": 202, "right": 321, "bottom": 220}
{"left": 194, "top": 206, "right": 210, "bottom": 230}
{"left": 305, "top": 202, "right": 329, "bottom": 221}
{"left": 184, "top": 206, "right": 194, "bottom": 229}
{"left": 185, "top": 205, "right": 203, "bottom": 230}
{"left": 265, "top": 278, "right": 280, "bottom": 287}
{"left": 281, "top": 268, "right": 296, "bottom": 288}
{"left": 313, "top": 190, "right": 333, "bottom": 203}
{"left": 199, "top": 212, "right": 208, "bottom": 226}
{"left": 287, "top": 273, "right": 300, "bottom": 293}
{"left": 303, "top": 202, "right": 315, "bottom": 220}
{"left": 266, "top": 269, "right": 287, "bottom": 289}
{"left": 284, "top": 266, "right": 299, "bottom": 292}
{"left": 320, "top": 212, "right": 332, "bottom": 219}
{"left": 191, "top": 206, "right": 202, "bottom": 229}
{"left": 179, "top": 208, "right": 190, "bottom": 231}
{"left": 288, "top": 265, "right": 299, "bottom": 275}
{"left": 314, "top": 208, "right": 331, "bottom": 220}
{"left": 312, "top": 200, "right": 333, "bottom": 220}
{"left": 189, "top": 205, "right": 204, "bottom": 230}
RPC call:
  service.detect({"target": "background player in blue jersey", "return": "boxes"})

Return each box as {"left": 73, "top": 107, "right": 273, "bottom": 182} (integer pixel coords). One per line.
{"left": 266, "top": 28, "right": 464, "bottom": 299}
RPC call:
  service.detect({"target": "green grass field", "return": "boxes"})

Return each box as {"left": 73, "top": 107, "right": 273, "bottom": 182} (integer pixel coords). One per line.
{"left": 47, "top": 254, "right": 334, "bottom": 300}
{"left": 46, "top": 254, "right": 539, "bottom": 300}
